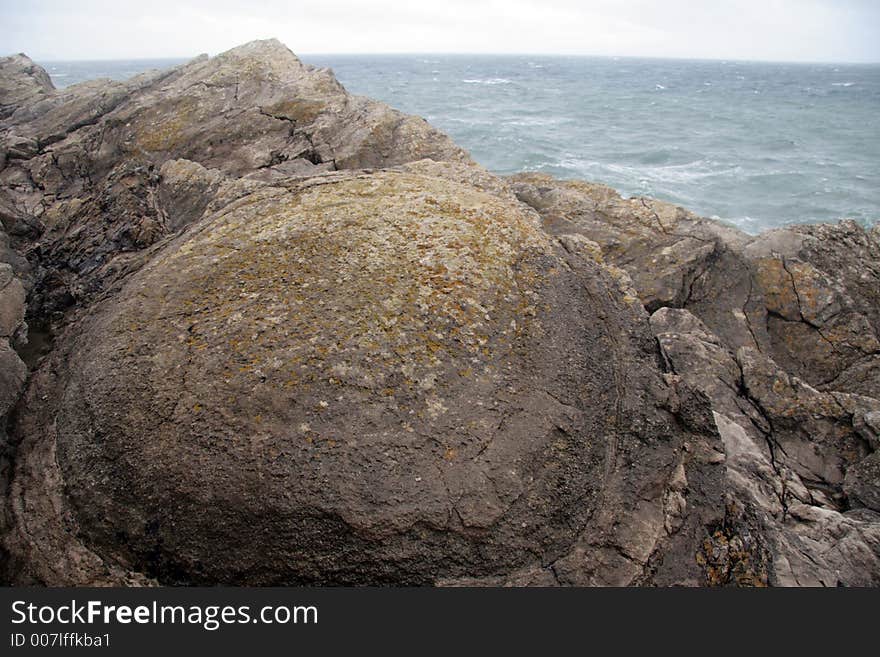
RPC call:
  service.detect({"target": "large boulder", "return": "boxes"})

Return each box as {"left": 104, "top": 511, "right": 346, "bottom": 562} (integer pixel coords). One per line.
{"left": 6, "top": 168, "right": 724, "bottom": 585}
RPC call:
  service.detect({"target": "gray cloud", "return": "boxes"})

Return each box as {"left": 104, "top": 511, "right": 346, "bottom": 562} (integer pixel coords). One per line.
{"left": 1, "top": 0, "right": 878, "bottom": 62}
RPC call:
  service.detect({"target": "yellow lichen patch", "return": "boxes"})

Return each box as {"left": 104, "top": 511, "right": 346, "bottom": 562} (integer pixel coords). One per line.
{"left": 752, "top": 257, "right": 800, "bottom": 320}
{"left": 119, "top": 171, "right": 555, "bottom": 409}
{"left": 696, "top": 503, "right": 769, "bottom": 587}
{"left": 263, "top": 98, "right": 327, "bottom": 124}
{"left": 134, "top": 96, "right": 201, "bottom": 153}
{"left": 98, "top": 171, "right": 559, "bottom": 460}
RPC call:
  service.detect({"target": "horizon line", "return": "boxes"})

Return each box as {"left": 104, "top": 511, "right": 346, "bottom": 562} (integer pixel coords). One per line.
{"left": 22, "top": 51, "right": 880, "bottom": 67}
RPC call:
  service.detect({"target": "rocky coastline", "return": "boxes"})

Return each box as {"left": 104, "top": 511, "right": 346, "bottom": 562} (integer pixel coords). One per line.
{"left": 1, "top": 39, "right": 878, "bottom": 586}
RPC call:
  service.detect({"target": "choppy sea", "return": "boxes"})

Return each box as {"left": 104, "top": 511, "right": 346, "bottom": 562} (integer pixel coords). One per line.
{"left": 41, "top": 55, "right": 880, "bottom": 233}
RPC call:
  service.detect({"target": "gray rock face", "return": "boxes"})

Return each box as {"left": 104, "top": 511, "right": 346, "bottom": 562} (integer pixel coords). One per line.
{"left": 0, "top": 247, "right": 28, "bottom": 567}
{"left": 1, "top": 40, "right": 878, "bottom": 586}
{"left": 0, "top": 262, "right": 25, "bottom": 337}
{"left": 0, "top": 259, "right": 27, "bottom": 405}
{"left": 650, "top": 307, "right": 880, "bottom": 585}
{"left": 1, "top": 40, "right": 469, "bottom": 319}
{"left": 845, "top": 453, "right": 880, "bottom": 513}
{"left": 0, "top": 54, "right": 54, "bottom": 121}
{"left": 509, "top": 174, "right": 880, "bottom": 397}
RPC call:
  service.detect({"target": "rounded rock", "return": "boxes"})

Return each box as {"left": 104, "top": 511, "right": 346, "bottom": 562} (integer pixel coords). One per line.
{"left": 55, "top": 170, "right": 663, "bottom": 584}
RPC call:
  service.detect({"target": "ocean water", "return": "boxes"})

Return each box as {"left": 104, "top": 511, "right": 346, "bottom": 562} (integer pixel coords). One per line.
{"left": 42, "top": 55, "right": 880, "bottom": 233}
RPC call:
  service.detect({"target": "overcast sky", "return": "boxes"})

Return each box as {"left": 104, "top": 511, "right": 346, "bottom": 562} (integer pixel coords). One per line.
{"left": 2, "top": 0, "right": 879, "bottom": 63}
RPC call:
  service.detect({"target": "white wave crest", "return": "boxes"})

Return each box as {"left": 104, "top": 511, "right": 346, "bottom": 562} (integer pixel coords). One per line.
{"left": 462, "top": 78, "right": 512, "bottom": 85}
{"left": 552, "top": 157, "right": 744, "bottom": 185}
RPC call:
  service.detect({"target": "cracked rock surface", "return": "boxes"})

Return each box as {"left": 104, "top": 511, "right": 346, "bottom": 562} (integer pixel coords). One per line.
{"left": 1, "top": 40, "right": 878, "bottom": 586}
{"left": 510, "top": 175, "right": 880, "bottom": 397}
